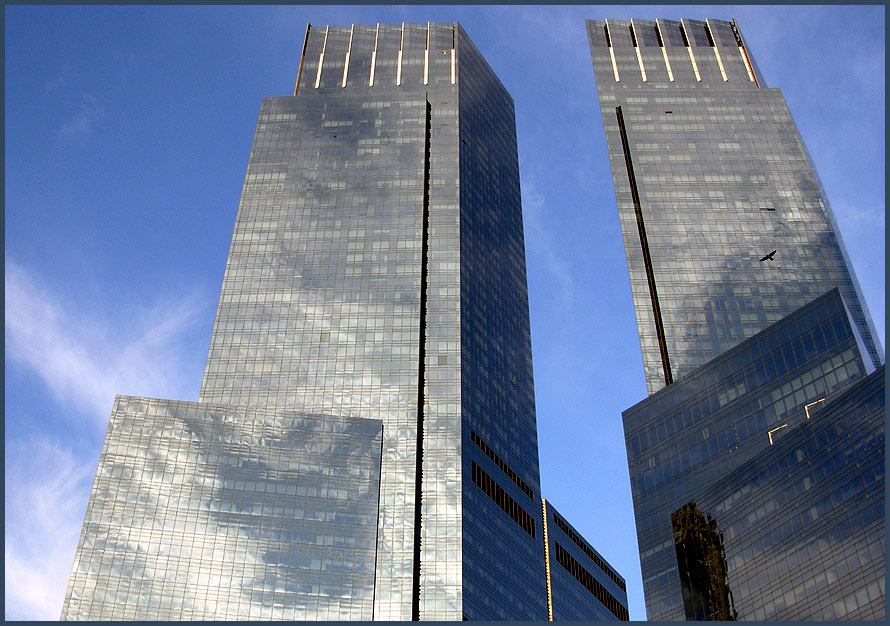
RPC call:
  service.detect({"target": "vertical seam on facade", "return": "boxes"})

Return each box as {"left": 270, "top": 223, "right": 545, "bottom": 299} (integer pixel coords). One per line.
{"left": 294, "top": 22, "right": 311, "bottom": 96}
{"left": 411, "top": 97, "right": 432, "bottom": 621}
{"left": 631, "top": 22, "right": 647, "bottom": 82}
{"left": 315, "top": 25, "right": 328, "bottom": 89}
{"left": 450, "top": 25, "right": 456, "bottom": 84}
{"left": 342, "top": 25, "right": 354, "bottom": 88}
{"left": 731, "top": 18, "right": 760, "bottom": 86}
{"left": 681, "top": 23, "right": 701, "bottom": 82}
{"left": 655, "top": 22, "right": 674, "bottom": 82}
{"left": 605, "top": 23, "right": 620, "bottom": 82}
{"left": 423, "top": 22, "right": 430, "bottom": 85}
{"left": 542, "top": 499, "right": 554, "bottom": 621}
{"left": 615, "top": 106, "right": 673, "bottom": 386}
{"left": 397, "top": 23, "right": 404, "bottom": 86}
{"left": 609, "top": 45, "right": 620, "bottom": 82}
{"left": 661, "top": 46, "right": 674, "bottom": 82}
{"left": 713, "top": 45, "right": 728, "bottom": 81}
{"left": 369, "top": 24, "right": 379, "bottom": 87}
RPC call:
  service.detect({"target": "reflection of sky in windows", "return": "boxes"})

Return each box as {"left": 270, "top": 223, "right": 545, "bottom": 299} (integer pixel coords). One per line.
{"left": 621, "top": 289, "right": 881, "bottom": 620}
{"left": 61, "top": 397, "right": 382, "bottom": 621}
{"left": 588, "top": 19, "right": 883, "bottom": 396}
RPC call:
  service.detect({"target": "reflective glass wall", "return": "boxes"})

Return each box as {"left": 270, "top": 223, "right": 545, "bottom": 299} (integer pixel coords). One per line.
{"left": 622, "top": 289, "right": 883, "bottom": 619}
{"left": 586, "top": 18, "right": 883, "bottom": 394}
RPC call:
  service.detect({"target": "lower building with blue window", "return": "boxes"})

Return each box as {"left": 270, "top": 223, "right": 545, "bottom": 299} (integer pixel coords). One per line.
{"left": 542, "top": 499, "right": 629, "bottom": 620}
{"left": 623, "top": 288, "right": 884, "bottom": 620}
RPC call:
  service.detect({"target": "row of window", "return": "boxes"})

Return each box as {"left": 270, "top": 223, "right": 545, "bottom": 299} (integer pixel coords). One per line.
{"left": 550, "top": 513, "right": 626, "bottom": 592}
{"left": 469, "top": 430, "right": 534, "bottom": 500}
{"left": 469, "top": 461, "right": 535, "bottom": 539}
{"left": 553, "top": 542, "right": 629, "bottom": 620}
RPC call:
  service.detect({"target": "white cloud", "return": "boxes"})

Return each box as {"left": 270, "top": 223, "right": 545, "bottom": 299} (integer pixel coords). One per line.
{"left": 4, "top": 438, "right": 95, "bottom": 621}
{"left": 4, "top": 260, "right": 211, "bottom": 619}
{"left": 59, "top": 94, "right": 104, "bottom": 138}
{"left": 5, "top": 260, "right": 208, "bottom": 427}
{"left": 522, "top": 180, "right": 575, "bottom": 304}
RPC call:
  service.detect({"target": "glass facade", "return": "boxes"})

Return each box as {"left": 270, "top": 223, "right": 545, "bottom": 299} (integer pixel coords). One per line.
{"left": 622, "top": 288, "right": 884, "bottom": 619}
{"left": 62, "top": 20, "right": 593, "bottom": 621}
{"left": 586, "top": 18, "right": 883, "bottom": 395}
{"left": 542, "top": 499, "right": 629, "bottom": 621}
{"left": 690, "top": 364, "right": 885, "bottom": 620}
{"left": 60, "top": 397, "right": 383, "bottom": 620}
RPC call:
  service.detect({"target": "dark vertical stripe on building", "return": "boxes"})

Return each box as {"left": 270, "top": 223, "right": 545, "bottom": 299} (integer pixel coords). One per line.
{"left": 615, "top": 105, "right": 673, "bottom": 386}
{"left": 411, "top": 98, "right": 432, "bottom": 621}
{"left": 294, "top": 23, "right": 312, "bottom": 96}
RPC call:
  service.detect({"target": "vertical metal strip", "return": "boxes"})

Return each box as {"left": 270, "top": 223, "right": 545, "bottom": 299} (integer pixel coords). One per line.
{"left": 411, "top": 98, "right": 432, "bottom": 621}
{"left": 314, "top": 25, "right": 328, "bottom": 89}
{"left": 604, "top": 23, "right": 619, "bottom": 82}
{"left": 655, "top": 23, "right": 674, "bottom": 82}
{"left": 369, "top": 24, "right": 379, "bottom": 87}
{"left": 423, "top": 22, "right": 430, "bottom": 85}
{"left": 661, "top": 46, "right": 674, "bottom": 82}
{"left": 542, "top": 499, "right": 554, "bottom": 621}
{"left": 635, "top": 46, "right": 647, "bottom": 82}
{"left": 397, "top": 23, "right": 404, "bottom": 86}
{"left": 631, "top": 22, "right": 647, "bottom": 82}
{"left": 294, "top": 22, "right": 312, "bottom": 96}
{"left": 342, "top": 25, "right": 354, "bottom": 88}
{"left": 681, "top": 23, "right": 701, "bottom": 81}
{"left": 731, "top": 17, "right": 760, "bottom": 87}
{"left": 450, "top": 23, "right": 456, "bottom": 85}
{"left": 616, "top": 106, "right": 673, "bottom": 386}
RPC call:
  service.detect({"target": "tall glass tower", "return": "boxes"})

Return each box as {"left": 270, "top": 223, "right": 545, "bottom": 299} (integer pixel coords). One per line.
{"left": 62, "top": 21, "right": 558, "bottom": 621}
{"left": 587, "top": 17, "right": 885, "bottom": 620}
{"left": 586, "top": 17, "right": 882, "bottom": 395}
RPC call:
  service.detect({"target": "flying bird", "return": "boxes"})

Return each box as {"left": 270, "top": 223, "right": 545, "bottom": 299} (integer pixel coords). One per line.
{"left": 759, "top": 250, "right": 777, "bottom": 262}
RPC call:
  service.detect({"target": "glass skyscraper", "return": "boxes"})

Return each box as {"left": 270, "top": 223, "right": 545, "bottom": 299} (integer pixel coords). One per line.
{"left": 62, "top": 20, "right": 625, "bottom": 621}
{"left": 586, "top": 17, "right": 882, "bottom": 395}
{"left": 587, "top": 17, "right": 884, "bottom": 621}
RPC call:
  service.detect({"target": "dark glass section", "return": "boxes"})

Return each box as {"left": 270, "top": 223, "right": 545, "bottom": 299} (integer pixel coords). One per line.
{"left": 456, "top": 23, "right": 548, "bottom": 621}
{"left": 671, "top": 502, "right": 736, "bottom": 620}
{"left": 470, "top": 462, "right": 536, "bottom": 538}
{"left": 553, "top": 544, "right": 629, "bottom": 620}
{"left": 550, "top": 511, "right": 625, "bottom": 591}
{"left": 621, "top": 289, "right": 883, "bottom": 619}
{"left": 470, "top": 430, "right": 534, "bottom": 500}
{"left": 694, "top": 365, "right": 885, "bottom": 620}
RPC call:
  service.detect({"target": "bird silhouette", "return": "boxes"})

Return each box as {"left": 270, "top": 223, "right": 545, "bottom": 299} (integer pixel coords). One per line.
{"left": 759, "top": 250, "right": 777, "bottom": 262}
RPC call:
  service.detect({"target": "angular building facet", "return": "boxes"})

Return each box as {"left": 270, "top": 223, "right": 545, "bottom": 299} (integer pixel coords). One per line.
{"left": 622, "top": 288, "right": 884, "bottom": 619}
{"left": 61, "top": 398, "right": 383, "bottom": 620}
{"left": 587, "top": 16, "right": 885, "bottom": 621}
{"left": 586, "top": 18, "right": 883, "bottom": 395}
{"left": 62, "top": 20, "right": 627, "bottom": 621}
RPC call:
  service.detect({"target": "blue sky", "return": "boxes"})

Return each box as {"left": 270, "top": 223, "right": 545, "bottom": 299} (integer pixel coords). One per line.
{"left": 4, "top": 5, "right": 884, "bottom": 621}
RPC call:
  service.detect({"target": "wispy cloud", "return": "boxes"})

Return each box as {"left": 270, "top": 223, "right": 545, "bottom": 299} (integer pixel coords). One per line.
{"left": 523, "top": 180, "right": 575, "bottom": 304}
{"left": 5, "top": 438, "right": 96, "bottom": 621}
{"left": 5, "top": 260, "right": 208, "bottom": 425}
{"left": 59, "top": 94, "right": 104, "bottom": 138}
{"left": 5, "top": 260, "right": 211, "bottom": 619}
